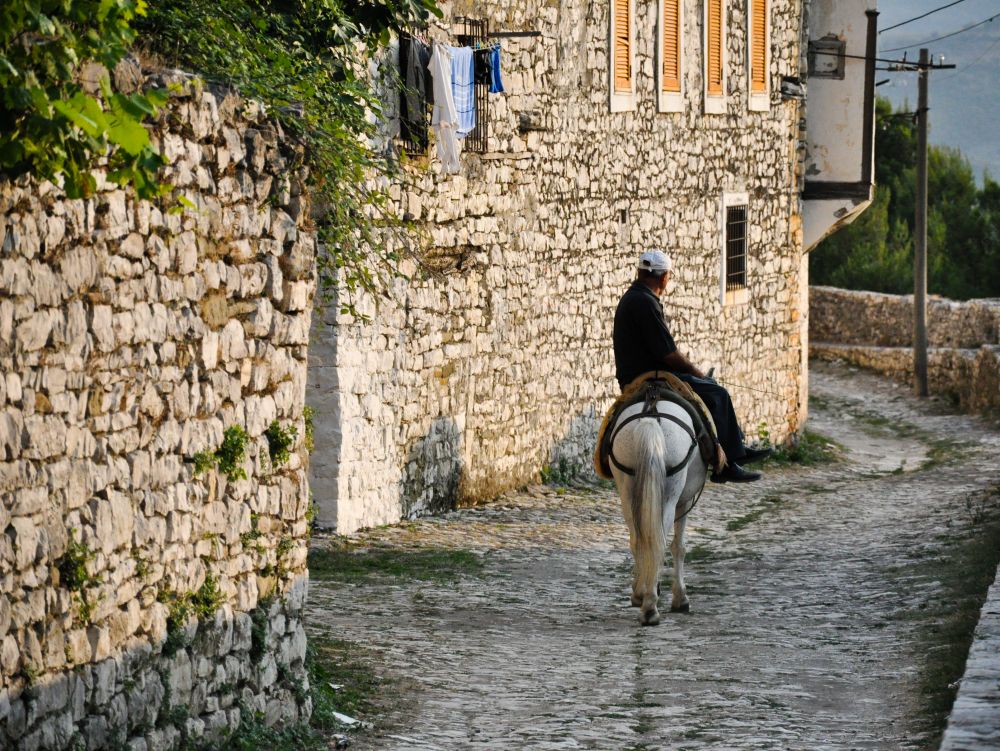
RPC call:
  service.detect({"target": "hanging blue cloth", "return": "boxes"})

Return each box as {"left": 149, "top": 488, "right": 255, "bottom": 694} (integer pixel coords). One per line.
{"left": 489, "top": 45, "right": 505, "bottom": 94}
{"left": 449, "top": 45, "right": 476, "bottom": 138}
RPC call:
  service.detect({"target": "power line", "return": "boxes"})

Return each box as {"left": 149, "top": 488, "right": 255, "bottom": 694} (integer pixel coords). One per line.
{"left": 880, "top": 0, "right": 970, "bottom": 35}
{"left": 937, "top": 34, "right": 1000, "bottom": 81}
{"left": 882, "top": 12, "right": 1000, "bottom": 52}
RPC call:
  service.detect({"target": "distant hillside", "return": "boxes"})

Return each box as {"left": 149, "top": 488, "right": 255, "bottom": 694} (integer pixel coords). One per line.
{"left": 876, "top": 1, "right": 1000, "bottom": 182}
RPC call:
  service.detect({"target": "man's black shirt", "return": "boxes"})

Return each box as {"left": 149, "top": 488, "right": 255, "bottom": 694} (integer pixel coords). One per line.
{"left": 613, "top": 281, "right": 677, "bottom": 390}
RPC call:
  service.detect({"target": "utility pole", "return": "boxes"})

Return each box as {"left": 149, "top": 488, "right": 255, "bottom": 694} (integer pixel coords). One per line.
{"left": 913, "top": 48, "right": 929, "bottom": 397}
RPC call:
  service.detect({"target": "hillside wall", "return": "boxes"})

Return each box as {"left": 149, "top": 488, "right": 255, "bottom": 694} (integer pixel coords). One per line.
{"left": 0, "top": 68, "right": 315, "bottom": 750}
{"left": 810, "top": 286, "right": 1000, "bottom": 415}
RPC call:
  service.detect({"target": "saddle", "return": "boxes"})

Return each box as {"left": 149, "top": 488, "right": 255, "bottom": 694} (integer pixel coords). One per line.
{"left": 594, "top": 371, "right": 720, "bottom": 481}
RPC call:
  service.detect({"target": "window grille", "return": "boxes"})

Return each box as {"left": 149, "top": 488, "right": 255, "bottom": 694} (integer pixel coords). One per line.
{"left": 725, "top": 204, "right": 748, "bottom": 291}
{"left": 456, "top": 16, "right": 490, "bottom": 153}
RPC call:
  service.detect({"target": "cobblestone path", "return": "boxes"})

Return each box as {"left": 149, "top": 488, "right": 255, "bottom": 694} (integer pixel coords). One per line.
{"left": 305, "top": 361, "right": 1000, "bottom": 750}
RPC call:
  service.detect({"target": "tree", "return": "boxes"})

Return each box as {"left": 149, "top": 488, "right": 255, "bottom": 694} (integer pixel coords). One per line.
{"left": 810, "top": 97, "right": 1000, "bottom": 300}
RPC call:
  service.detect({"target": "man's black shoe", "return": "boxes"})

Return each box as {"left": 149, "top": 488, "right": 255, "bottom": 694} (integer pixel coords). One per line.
{"left": 709, "top": 463, "right": 762, "bottom": 483}
{"left": 740, "top": 446, "right": 773, "bottom": 464}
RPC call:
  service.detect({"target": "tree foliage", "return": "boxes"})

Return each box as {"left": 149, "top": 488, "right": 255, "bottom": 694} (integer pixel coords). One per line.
{"left": 138, "top": 0, "right": 441, "bottom": 315}
{"left": 0, "top": 0, "right": 168, "bottom": 198}
{"left": 811, "top": 97, "right": 1000, "bottom": 300}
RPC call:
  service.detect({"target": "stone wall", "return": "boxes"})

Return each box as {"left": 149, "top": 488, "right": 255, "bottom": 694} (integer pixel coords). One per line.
{"left": 309, "top": 0, "right": 810, "bottom": 533}
{"left": 811, "top": 285, "right": 1000, "bottom": 348}
{"left": 0, "top": 67, "right": 315, "bottom": 750}
{"left": 810, "top": 286, "right": 1000, "bottom": 415}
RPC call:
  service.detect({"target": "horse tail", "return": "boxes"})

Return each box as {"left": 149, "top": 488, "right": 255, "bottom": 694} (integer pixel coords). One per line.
{"left": 631, "top": 418, "right": 668, "bottom": 606}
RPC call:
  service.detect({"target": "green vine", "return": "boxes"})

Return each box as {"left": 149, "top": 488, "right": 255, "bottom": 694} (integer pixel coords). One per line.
{"left": 138, "top": 0, "right": 443, "bottom": 317}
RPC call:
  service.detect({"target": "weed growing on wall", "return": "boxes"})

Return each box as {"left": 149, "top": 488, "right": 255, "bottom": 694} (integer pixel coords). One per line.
{"left": 265, "top": 421, "right": 298, "bottom": 468}
{"left": 193, "top": 425, "right": 250, "bottom": 481}
{"left": 58, "top": 531, "right": 102, "bottom": 624}
{"left": 303, "top": 406, "right": 315, "bottom": 453}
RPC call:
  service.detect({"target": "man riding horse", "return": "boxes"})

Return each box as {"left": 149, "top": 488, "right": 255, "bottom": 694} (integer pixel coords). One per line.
{"left": 612, "top": 250, "right": 770, "bottom": 483}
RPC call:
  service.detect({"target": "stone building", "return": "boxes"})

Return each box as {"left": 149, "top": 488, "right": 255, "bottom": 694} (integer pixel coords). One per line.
{"left": 308, "top": 0, "right": 878, "bottom": 533}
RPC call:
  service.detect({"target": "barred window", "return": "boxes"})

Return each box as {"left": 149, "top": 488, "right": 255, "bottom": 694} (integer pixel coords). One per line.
{"left": 725, "top": 204, "right": 747, "bottom": 290}
{"left": 721, "top": 194, "right": 749, "bottom": 305}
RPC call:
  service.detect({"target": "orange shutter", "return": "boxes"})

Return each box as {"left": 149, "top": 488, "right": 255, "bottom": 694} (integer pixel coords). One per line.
{"left": 751, "top": 0, "right": 767, "bottom": 92}
{"left": 707, "top": 0, "right": 723, "bottom": 95}
{"left": 662, "top": 0, "right": 681, "bottom": 92}
{"left": 614, "top": 0, "right": 632, "bottom": 93}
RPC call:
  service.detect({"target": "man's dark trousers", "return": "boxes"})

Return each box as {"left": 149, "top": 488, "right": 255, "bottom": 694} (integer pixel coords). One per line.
{"left": 674, "top": 374, "right": 745, "bottom": 463}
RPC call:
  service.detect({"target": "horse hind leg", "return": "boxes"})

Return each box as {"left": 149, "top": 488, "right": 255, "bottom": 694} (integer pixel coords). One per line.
{"left": 619, "top": 480, "right": 644, "bottom": 607}
{"left": 670, "top": 514, "right": 690, "bottom": 613}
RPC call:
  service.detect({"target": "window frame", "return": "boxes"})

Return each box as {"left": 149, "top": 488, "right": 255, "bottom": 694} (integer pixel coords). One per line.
{"left": 747, "top": 0, "right": 770, "bottom": 112}
{"left": 610, "top": 0, "right": 637, "bottom": 112}
{"left": 720, "top": 192, "right": 750, "bottom": 306}
{"left": 657, "top": 0, "right": 684, "bottom": 113}
{"left": 703, "top": 0, "right": 727, "bottom": 115}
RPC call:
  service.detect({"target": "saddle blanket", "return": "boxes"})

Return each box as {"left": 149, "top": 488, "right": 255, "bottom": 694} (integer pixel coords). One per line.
{"left": 594, "top": 371, "right": 719, "bottom": 481}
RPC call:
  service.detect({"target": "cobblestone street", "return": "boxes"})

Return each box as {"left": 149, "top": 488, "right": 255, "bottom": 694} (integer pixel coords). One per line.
{"left": 306, "top": 360, "right": 1000, "bottom": 750}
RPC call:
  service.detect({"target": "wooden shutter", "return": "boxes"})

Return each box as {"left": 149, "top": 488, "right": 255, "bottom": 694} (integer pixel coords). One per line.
{"left": 614, "top": 0, "right": 632, "bottom": 93}
{"left": 707, "top": 0, "right": 723, "bottom": 95}
{"left": 751, "top": 0, "right": 767, "bottom": 93}
{"left": 662, "top": 0, "right": 681, "bottom": 92}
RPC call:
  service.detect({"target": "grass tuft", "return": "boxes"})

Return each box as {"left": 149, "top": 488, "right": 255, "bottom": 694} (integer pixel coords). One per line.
{"left": 308, "top": 545, "right": 483, "bottom": 583}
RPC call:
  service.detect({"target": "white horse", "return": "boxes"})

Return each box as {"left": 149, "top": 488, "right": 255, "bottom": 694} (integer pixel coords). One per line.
{"left": 609, "top": 398, "right": 708, "bottom": 626}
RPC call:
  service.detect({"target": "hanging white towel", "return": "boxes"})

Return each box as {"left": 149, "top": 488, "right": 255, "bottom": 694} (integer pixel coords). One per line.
{"left": 430, "top": 42, "right": 461, "bottom": 174}
{"left": 449, "top": 45, "right": 476, "bottom": 138}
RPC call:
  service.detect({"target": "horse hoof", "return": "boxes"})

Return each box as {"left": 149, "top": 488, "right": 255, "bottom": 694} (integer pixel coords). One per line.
{"left": 641, "top": 609, "right": 661, "bottom": 626}
{"left": 671, "top": 602, "right": 690, "bottom": 613}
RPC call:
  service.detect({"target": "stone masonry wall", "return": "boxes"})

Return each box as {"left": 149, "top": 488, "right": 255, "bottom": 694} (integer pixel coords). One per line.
{"left": 810, "top": 286, "right": 1000, "bottom": 415}
{"left": 309, "top": 0, "right": 809, "bottom": 532}
{"left": 811, "top": 285, "right": 1000, "bottom": 349}
{"left": 0, "top": 67, "right": 315, "bottom": 750}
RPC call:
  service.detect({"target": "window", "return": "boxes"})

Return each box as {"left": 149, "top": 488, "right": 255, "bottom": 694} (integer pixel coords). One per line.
{"left": 657, "top": 0, "right": 683, "bottom": 112}
{"left": 704, "top": 0, "right": 725, "bottom": 114}
{"left": 721, "top": 193, "right": 749, "bottom": 305}
{"left": 610, "top": 0, "right": 636, "bottom": 111}
{"left": 748, "top": 0, "right": 769, "bottom": 111}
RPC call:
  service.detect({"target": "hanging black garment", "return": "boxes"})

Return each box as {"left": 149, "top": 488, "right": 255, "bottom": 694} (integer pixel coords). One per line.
{"left": 474, "top": 47, "right": 492, "bottom": 86}
{"left": 399, "top": 33, "right": 431, "bottom": 149}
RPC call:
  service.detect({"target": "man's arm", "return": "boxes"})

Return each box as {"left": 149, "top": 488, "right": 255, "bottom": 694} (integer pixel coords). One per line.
{"left": 662, "top": 350, "right": 705, "bottom": 379}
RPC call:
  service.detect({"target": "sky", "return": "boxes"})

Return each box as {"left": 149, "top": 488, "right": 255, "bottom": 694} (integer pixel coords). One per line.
{"left": 873, "top": 0, "right": 1000, "bottom": 182}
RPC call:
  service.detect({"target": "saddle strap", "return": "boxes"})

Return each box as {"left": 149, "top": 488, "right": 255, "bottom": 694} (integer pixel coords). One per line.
{"left": 608, "top": 410, "right": 698, "bottom": 478}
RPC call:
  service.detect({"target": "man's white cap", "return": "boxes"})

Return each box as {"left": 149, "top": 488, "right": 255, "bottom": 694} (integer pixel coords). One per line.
{"left": 637, "top": 249, "right": 672, "bottom": 273}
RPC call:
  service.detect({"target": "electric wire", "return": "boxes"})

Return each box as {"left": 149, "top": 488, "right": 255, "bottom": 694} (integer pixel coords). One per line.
{"left": 936, "top": 34, "right": 1000, "bottom": 81}
{"left": 880, "top": 0, "right": 970, "bottom": 35}
{"left": 881, "top": 12, "right": 1000, "bottom": 52}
